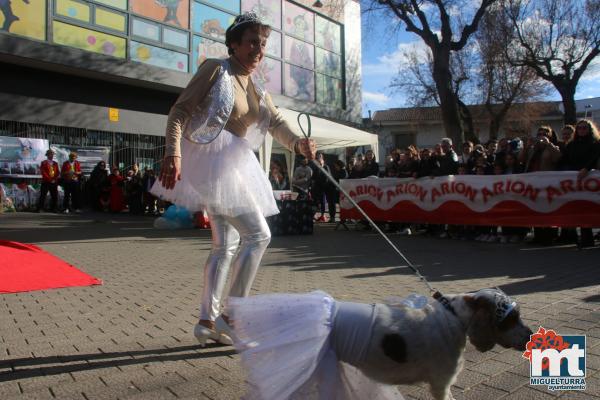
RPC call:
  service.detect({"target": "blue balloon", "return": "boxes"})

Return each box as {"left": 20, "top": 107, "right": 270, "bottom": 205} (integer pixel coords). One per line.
{"left": 176, "top": 206, "right": 191, "bottom": 221}
{"left": 164, "top": 205, "right": 177, "bottom": 220}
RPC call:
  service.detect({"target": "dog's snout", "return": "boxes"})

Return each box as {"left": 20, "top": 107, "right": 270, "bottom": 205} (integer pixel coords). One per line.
{"left": 517, "top": 327, "right": 533, "bottom": 351}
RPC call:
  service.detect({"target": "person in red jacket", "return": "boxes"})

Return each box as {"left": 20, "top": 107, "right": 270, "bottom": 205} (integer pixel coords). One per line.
{"left": 61, "top": 152, "right": 83, "bottom": 213}
{"left": 36, "top": 149, "right": 60, "bottom": 212}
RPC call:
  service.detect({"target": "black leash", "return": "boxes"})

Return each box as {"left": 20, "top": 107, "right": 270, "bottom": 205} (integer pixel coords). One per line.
{"left": 296, "top": 112, "right": 456, "bottom": 314}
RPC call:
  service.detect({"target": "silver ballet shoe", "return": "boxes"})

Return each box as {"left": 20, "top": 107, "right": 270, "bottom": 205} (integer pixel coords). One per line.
{"left": 193, "top": 323, "right": 233, "bottom": 347}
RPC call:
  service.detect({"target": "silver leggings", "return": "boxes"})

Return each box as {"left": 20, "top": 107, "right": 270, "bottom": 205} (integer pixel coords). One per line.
{"left": 199, "top": 210, "right": 271, "bottom": 321}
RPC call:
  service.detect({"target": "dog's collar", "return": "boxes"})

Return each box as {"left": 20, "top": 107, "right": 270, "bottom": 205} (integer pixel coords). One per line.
{"left": 432, "top": 291, "right": 457, "bottom": 316}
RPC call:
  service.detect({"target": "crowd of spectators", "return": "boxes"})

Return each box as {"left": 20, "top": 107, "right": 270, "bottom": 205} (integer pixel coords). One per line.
{"left": 86, "top": 162, "right": 160, "bottom": 215}
{"left": 373, "top": 119, "right": 600, "bottom": 248}
{"left": 31, "top": 119, "right": 597, "bottom": 246}
{"left": 34, "top": 159, "right": 161, "bottom": 216}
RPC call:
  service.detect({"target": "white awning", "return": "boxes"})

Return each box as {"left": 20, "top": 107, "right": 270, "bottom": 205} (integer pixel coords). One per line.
{"left": 274, "top": 108, "right": 379, "bottom": 155}
{"left": 260, "top": 108, "right": 379, "bottom": 176}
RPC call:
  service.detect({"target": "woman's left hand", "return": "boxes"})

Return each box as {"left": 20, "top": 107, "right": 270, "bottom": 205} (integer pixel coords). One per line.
{"left": 297, "top": 138, "right": 317, "bottom": 160}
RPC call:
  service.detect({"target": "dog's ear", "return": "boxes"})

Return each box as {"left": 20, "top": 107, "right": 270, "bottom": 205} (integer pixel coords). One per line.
{"left": 466, "top": 296, "right": 496, "bottom": 352}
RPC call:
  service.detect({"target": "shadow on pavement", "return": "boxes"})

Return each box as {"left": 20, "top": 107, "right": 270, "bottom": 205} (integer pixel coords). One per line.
{"left": 0, "top": 344, "right": 235, "bottom": 382}
{"left": 0, "top": 212, "right": 209, "bottom": 243}
{"left": 2, "top": 213, "right": 599, "bottom": 298}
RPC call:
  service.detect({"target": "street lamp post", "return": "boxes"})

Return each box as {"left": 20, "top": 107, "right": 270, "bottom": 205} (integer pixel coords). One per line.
{"left": 584, "top": 104, "right": 592, "bottom": 119}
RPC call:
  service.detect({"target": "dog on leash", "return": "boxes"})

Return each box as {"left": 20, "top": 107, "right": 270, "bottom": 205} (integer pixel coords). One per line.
{"left": 343, "top": 288, "right": 533, "bottom": 400}
{"left": 229, "top": 288, "right": 532, "bottom": 400}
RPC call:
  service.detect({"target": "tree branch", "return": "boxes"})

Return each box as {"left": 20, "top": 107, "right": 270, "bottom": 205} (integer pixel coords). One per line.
{"left": 452, "top": 0, "right": 496, "bottom": 51}
{"left": 573, "top": 46, "right": 600, "bottom": 84}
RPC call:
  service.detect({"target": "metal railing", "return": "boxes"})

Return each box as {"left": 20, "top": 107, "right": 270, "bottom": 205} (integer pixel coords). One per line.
{"left": 0, "top": 120, "right": 165, "bottom": 172}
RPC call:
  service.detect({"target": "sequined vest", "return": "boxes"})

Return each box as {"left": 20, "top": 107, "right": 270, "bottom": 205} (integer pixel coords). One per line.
{"left": 183, "top": 58, "right": 271, "bottom": 151}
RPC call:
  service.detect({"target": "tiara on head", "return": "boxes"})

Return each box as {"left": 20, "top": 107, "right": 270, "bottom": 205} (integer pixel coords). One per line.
{"left": 228, "top": 12, "right": 264, "bottom": 31}
{"left": 473, "top": 288, "right": 517, "bottom": 323}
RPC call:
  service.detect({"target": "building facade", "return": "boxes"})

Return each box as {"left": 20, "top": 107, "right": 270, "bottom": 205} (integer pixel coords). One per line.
{"left": 0, "top": 0, "right": 362, "bottom": 171}
{"left": 370, "top": 98, "right": 600, "bottom": 158}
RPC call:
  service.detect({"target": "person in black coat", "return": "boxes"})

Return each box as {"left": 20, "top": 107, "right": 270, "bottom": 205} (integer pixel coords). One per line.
{"left": 311, "top": 153, "right": 337, "bottom": 222}
{"left": 562, "top": 119, "right": 600, "bottom": 247}
{"left": 88, "top": 161, "right": 108, "bottom": 211}
{"left": 361, "top": 150, "right": 379, "bottom": 177}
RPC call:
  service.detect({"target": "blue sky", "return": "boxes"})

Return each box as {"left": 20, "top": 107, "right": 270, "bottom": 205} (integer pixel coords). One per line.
{"left": 360, "top": 4, "right": 600, "bottom": 117}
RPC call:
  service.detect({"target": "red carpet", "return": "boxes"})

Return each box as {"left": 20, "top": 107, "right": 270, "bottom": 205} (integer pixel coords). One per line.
{"left": 0, "top": 241, "right": 102, "bottom": 294}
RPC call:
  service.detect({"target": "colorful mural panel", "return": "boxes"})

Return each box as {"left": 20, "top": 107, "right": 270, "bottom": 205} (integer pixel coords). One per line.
{"left": 201, "top": 0, "right": 239, "bottom": 14}
{"left": 131, "top": 17, "right": 159, "bottom": 41}
{"left": 284, "top": 64, "right": 313, "bottom": 102}
{"left": 283, "top": 1, "right": 312, "bottom": 42}
{"left": 315, "top": 15, "right": 340, "bottom": 53}
{"left": 94, "top": 0, "right": 126, "bottom": 10}
{"left": 315, "top": 47, "right": 340, "bottom": 78}
{"left": 265, "top": 29, "right": 280, "bottom": 58}
{"left": 192, "top": 35, "right": 228, "bottom": 73}
{"left": 316, "top": 73, "right": 342, "bottom": 108}
{"left": 56, "top": 0, "right": 90, "bottom": 23}
{"left": 284, "top": 35, "right": 313, "bottom": 70}
{"left": 130, "top": 0, "right": 188, "bottom": 29}
{"left": 192, "top": 2, "right": 235, "bottom": 41}
{"left": 254, "top": 57, "right": 281, "bottom": 95}
{"left": 163, "top": 27, "right": 188, "bottom": 49}
{"left": 95, "top": 7, "right": 126, "bottom": 32}
{"left": 0, "top": 0, "right": 46, "bottom": 40}
{"left": 241, "top": 0, "right": 280, "bottom": 29}
{"left": 130, "top": 40, "right": 188, "bottom": 72}
{"left": 53, "top": 21, "right": 126, "bottom": 57}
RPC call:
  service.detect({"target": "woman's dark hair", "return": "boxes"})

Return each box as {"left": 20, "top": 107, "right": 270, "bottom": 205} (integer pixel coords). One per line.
{"left": 225, "top": 12, "right": 271, "bottom": 55}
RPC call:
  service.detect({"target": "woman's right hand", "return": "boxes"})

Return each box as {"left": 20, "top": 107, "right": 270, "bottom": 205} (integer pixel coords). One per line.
{"left": 159, "top": 156, "right": 181, "bottom": 190}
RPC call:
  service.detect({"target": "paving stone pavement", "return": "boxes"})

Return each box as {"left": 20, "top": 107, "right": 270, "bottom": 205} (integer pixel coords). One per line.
{"left": 0, "top": 212, "right": 599, "bottom": 400}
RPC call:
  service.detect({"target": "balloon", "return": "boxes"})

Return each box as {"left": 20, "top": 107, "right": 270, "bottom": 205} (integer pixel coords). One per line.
{"left": 164, "top": 205, "right": 177, "bottom": 220}
{"left": 176, "top": 206, "right": 191, "bottom": 221}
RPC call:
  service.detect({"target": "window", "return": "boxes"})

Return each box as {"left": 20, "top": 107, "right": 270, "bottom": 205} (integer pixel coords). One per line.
{"left": 163, "top": 27, "right": 189, "bottom": 49}
{"left": 56, "top": 0, "right": 91, "bottom": 23}
{"left": 95, "top": 7, "right": 127, "bottom": 32}
{"left": 284, "top": 36, "right": 313, "bottom": 69}
{"left": 192, "top": 35, "right": 228, "bottom": 72}
{"left": 130, "top": 0, "right": 189, "bottom": 29}
{"left": 130, "top": 40, "right": 188, "bottom": 72}
{"left": 284, "top": 64, "right": 313, "bottom": 102}
{"left": 54, "top": 0, "right": 128, "bottom": 34}
{"left": 242, "top": 0, "right": 281, "bottom": 29}
{"left": 283, "top": 1, "right": 313, "bottom": 42}
{"left": 132, "top": 17, "right": 160, "bottom": 41}
{"left": 18, "top": 0, "right": 347, "bottom": 108}
{"left": 192, "top": 2, "right": 235, "bottom": 41}
{"left": 201, "top": 0, "right": 239, "bottom": 14}
{"left": 53, "top": 21, "right": 126, "bottom": 58}
{"left": 93, "top": 0, "right": 127, "bottom": 10}
{"left": 255, "top": 57, "right": 282, "bottom": 95}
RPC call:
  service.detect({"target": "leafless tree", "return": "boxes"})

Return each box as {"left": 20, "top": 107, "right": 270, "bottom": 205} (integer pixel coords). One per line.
{"left": 477, "top": 6, "right": 550, "bottom": 139}
{"left": 390, "top": 45, "right": 480, "bottom": 142}
{"left": 367, "top": 0, "right": 497, "bottom": 146}
{"left": 503, "top": 0, "right": 600, "bottom": 124}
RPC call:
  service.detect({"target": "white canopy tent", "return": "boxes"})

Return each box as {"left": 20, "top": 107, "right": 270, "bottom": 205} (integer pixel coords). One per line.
{"left": 259, "top": 108, "right": 379, "bottom": 178}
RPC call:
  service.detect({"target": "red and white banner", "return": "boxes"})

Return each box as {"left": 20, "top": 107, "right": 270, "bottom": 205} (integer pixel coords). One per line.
{"left": 339, "top": 171, "right": 600, "bottom": 227}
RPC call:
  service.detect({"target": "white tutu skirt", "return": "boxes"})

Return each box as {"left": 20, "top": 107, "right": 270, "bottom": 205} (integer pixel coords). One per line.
{"left": 151, "top": 130, "right": 279, "bottom": 217}
{"left": 228, "top": 291, "right": 405, "bottom": 400}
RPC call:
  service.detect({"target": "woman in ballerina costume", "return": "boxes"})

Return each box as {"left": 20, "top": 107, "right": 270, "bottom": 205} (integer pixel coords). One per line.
{"left": 152, "top": 11, "right": 316, "bottom": 346}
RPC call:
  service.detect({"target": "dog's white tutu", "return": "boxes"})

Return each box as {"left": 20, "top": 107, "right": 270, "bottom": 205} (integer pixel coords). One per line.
{"left": 228, "top": 291, "right": 405, "bottom": 400}
{"left": 151, "top": 130, "right": 278, "bottom": 217}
